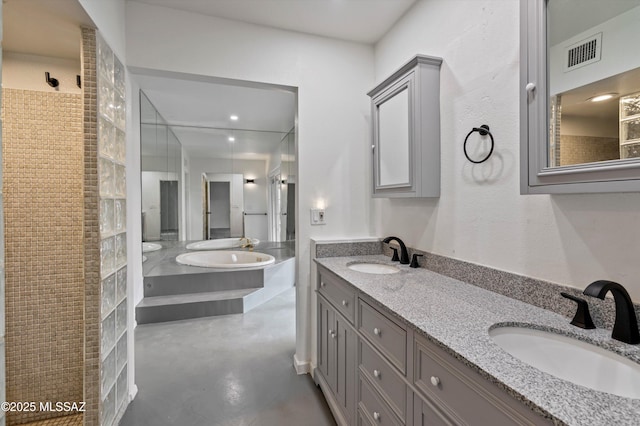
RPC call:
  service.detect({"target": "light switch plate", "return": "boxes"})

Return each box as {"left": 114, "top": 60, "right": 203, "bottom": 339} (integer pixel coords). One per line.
{"left": 310, "top": 208, "right": 326, "bottom": 225}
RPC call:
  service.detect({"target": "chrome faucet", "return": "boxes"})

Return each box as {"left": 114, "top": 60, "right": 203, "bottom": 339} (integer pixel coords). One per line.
{"left": 382, "top": 236, "right": 409, "bottom": 265}
{"left": 583, "top": 280, "right": 640, "bottom": 344}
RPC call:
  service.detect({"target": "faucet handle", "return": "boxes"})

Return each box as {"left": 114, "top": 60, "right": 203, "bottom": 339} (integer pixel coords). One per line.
{"left": 410, "top": 254, "right": 423, "bottom": 268}
{"left": 561, "top": 292, "right": 596, "bottom": 329}
{"left": 390, "top": 248, "right": 400, "bottom": 262}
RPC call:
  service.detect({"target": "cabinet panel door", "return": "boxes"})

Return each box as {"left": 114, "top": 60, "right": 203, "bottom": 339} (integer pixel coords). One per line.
{"left": 318, "top": 297, "right": 337, "bottom": 391}
{"left": 359, "top": 299, "right": 407, "bottom": 374}
{"left": 414, "top": 335, "right": 550, "bottom": 425}
{"left": 319, "top": 270, "right": 356, "bottom": 323}
{"left": 336, "top": 314, "right": 356, "bottom": 422}
{"left": 413, "top": 393, "right": 454, "bottom": 426}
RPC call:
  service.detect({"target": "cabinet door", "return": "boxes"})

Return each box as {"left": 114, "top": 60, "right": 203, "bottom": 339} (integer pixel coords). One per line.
{"left": 413, "top": 393, "right": 454, "bottom": 426}
{"left": 336, "top": 313, "right": 356, "bottom": 422}
{"left": 318, "top": 297, "right": 337, "bottom": 391}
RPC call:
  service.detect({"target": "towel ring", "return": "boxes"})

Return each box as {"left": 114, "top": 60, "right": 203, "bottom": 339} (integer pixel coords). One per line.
{"left": 463, "top": 124, "right": 494, "bottom": 164}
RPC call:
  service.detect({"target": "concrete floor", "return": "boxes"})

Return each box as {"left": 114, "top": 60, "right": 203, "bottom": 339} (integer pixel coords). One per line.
{"left": 119, "top": 288, "right": 335, "bottom": 426}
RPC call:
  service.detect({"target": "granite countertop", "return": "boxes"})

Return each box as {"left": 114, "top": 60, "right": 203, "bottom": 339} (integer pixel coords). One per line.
{"left": 315, "top": 255, "right": 640, "bottom": 426}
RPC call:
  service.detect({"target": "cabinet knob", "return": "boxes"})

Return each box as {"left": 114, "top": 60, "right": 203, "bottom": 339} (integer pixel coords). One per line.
{"left": 329, "top": 329, "right": 334, "bottom": 336}
{"left": 373, "top": 327, "right": 381, "bottom": 336}
{"left": 430, "top": 376, "right": 440, "bottom": 387}
{"left": 320, "top": 282, "right": 326, "bottom": 287}
{"left": 373, "top": 369, "right": 381, "bottom": 379}
{"left": 342, "top": 300, "right": 348, "bottom": 307}
{"left": 525, "top": 82, "right": 536, "bottom": 93}
{"left": 373, "top": 411, "right": 381, "bottom": 421}
{"left": 331, "top": 332, "right": 336, "bottom": 339}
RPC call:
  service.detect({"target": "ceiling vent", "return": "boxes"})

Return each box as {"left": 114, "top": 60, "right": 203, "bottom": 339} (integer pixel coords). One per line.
{"left": 564, "top": 33, "right": 602, "bottom": 72}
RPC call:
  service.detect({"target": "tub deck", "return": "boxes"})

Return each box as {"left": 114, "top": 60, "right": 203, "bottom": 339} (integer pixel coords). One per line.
{"left": 137, "top": 240, "right": 295, "bottom": 324}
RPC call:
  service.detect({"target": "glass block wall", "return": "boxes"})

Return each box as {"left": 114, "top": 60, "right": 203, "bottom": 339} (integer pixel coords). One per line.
{"left": 96, "top": 32, "right": 128, "bottom": 426}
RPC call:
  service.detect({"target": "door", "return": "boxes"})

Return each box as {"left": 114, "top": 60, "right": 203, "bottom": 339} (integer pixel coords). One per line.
{"left": 208, "top": 181, "right": 231, "bottom": 239}
{"left": 268, "top": 169, "right": 282, "bottom": 242}
{"left": 202, "top": 174, "right": 209, "bottom": 239}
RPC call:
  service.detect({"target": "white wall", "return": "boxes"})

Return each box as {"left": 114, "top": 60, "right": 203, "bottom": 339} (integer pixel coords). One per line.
{"left": 2, "top": 52, "right": 81, "bottom": 93}
{"left": 561, "top": 115, "right": 619, "bottom": 138}
{"left": 550, "top": 6, "right": 640, "bottom": 96}
{"left": 126, "top": 1, "right": 375, "bottom": 367}
{"left": 78, "top": 0, "right": 127, "bottom": 61}
{"left": 373, "top": 0, "right": 640, "bottom": 302}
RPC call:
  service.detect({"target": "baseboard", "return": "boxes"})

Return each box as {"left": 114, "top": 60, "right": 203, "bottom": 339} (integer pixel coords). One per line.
{"left": 293, "top": 353, "right": 310, "bottom": 375}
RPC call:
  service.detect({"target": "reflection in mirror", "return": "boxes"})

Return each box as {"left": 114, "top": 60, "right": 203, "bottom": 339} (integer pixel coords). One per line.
{"left": 280, "top": 127, "right": 296, "bottom": 241}
{"left": 378, "top": 88, "right": 410, "bottom": 186}
{"left": 140, "top": 92, "right": 184, "bottom": 241}
{"left": 137, "top": 76, "right": 296, "bottom": 252}
{"left": 547, "top": 0, "right": 640, "bottom": 168}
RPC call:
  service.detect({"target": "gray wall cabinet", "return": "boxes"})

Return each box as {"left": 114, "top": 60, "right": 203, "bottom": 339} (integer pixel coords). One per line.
{"left": 368, "top": 55, "right": 443, "bottom": 198}
{"left": 315, "top": 265, "right": 552, "bottom": 426}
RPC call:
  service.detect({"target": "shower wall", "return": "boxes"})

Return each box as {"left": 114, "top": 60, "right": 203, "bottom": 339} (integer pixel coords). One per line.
{"left": 1, "top": 88, "right": 84, "bottom": 424}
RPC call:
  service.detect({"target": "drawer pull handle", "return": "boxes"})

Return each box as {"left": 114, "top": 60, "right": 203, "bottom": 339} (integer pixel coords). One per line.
{"left": 373, "top": 369, "right": 381, "bottom": 379}
{"left": 373, "top": 411, "right": 381, "bottom": 421}
{"left": 373, "top": 327, "right": 381, "bottom": 336}
{"left": 430, "top": 376, "right": 441, "bottom": 387}
{"left": 342, "top": 300, "right": 348, "bottom": 306}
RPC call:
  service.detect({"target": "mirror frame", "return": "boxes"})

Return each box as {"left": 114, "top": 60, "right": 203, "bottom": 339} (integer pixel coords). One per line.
{"left": 520, "top": 0, "right": 640, "bottom": 194}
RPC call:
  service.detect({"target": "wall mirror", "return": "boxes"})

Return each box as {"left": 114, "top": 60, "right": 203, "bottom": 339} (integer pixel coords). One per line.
{"left": 140, "top": 92, "right": 183, "bottom": 241}
{"left": 521, "top": 0, "right": 640, "bottom": 193}
{"left": 136, "top": 72, "right": 296, "bottom": 259}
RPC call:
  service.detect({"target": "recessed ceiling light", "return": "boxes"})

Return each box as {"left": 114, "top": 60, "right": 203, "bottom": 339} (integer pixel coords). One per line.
{"left": 588, "top": 93, "right": 618, "bottom": 102}
{"left": 230, "top": 115, "right": 239, "bottom": 121}
{"left": 228, "top": 137, "right": 235, "bottom": 142}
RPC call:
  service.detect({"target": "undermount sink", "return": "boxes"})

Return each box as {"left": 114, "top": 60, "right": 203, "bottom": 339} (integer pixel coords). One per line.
{"left": 347, "top": 263, "right": 400, "bottom": 274}
{"left": 489, "top": 326, "right": 640, "bottom": 399}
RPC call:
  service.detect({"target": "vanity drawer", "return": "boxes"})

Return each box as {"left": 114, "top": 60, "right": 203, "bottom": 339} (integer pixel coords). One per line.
{"left": 359, "top": 375, "right": 402, "bottom": 426}
{"left": 319, "top": 269, "right": 356, "bottom": 324}
{"left": 359, "top": 299, "right": 407, "bottom": 374}
{"left": 414, "top": 334, "right": 550, "bottom": 426}
{"left": 359, "top": 338, "right": 406, "bottom": 422}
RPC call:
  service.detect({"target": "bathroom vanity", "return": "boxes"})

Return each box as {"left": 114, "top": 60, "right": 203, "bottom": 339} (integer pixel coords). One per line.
{"left": 314, "top": 255, "right": 640, "bottom": 426}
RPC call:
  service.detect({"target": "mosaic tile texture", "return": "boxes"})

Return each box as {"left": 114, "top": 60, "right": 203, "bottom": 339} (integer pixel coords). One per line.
{"left": 1, "top": 88, "right": 84, "bottom": 425}
{"left": 82, "top": 26, "right": 100, "bottom": 426}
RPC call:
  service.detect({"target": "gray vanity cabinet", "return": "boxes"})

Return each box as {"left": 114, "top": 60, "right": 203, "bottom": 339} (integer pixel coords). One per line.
{"left": 413, "top": 333, "right": 551, "bottom": 426}
{"left": 317, "top": 271, "right": 358, "bottom": 425}
{"left": 368, "top": 55, "right": 442, "bottom": 198}
{"left": 315, "top": 265, "right": 551, "bottom": 426}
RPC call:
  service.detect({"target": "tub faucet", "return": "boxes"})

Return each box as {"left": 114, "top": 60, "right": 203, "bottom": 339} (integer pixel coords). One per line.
{"left": 239, "top": 237, "right": 254, "bottom": 251}
{"left": 383, "top": 236, "right": 409, "bottom": 265}
{"left": 583, "top": 280, "right": 640, "bottom": 344}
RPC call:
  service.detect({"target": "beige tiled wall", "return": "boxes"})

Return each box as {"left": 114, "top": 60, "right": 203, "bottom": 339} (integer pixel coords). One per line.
{"left": 82, "top": 27, "right": 101, "bottom": 426}
{"left": 1, "top": 89, "right": 84, "bottom": 425}
{"left": 559, "top": 135, "right": 620, "bottom": 166}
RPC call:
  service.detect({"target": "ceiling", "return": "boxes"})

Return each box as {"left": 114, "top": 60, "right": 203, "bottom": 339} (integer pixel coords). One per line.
{"left": 2, "top": 0, "right": 94, "bottom": 59}
{"left": 548, "top": 0, "right": 640, "bottom": 46}
{"left": 551, "top": 2, "right": 640, "bottom": 121}
{"left": 129, "top": 0, "right": 417, "bottom": 44}
{"left": 135, "top": 71, "right": 296, "bottom": 160}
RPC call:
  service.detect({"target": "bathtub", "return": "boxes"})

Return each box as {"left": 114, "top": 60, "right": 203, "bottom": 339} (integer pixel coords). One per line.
{"left": 142, "top": 242, "right": 162, "bottom": 253}
{"left": 185, "top": 238, "right": 260, "bottom": 250}
{"left": 175, "top": 250, "right": 275, "bottom": 269}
